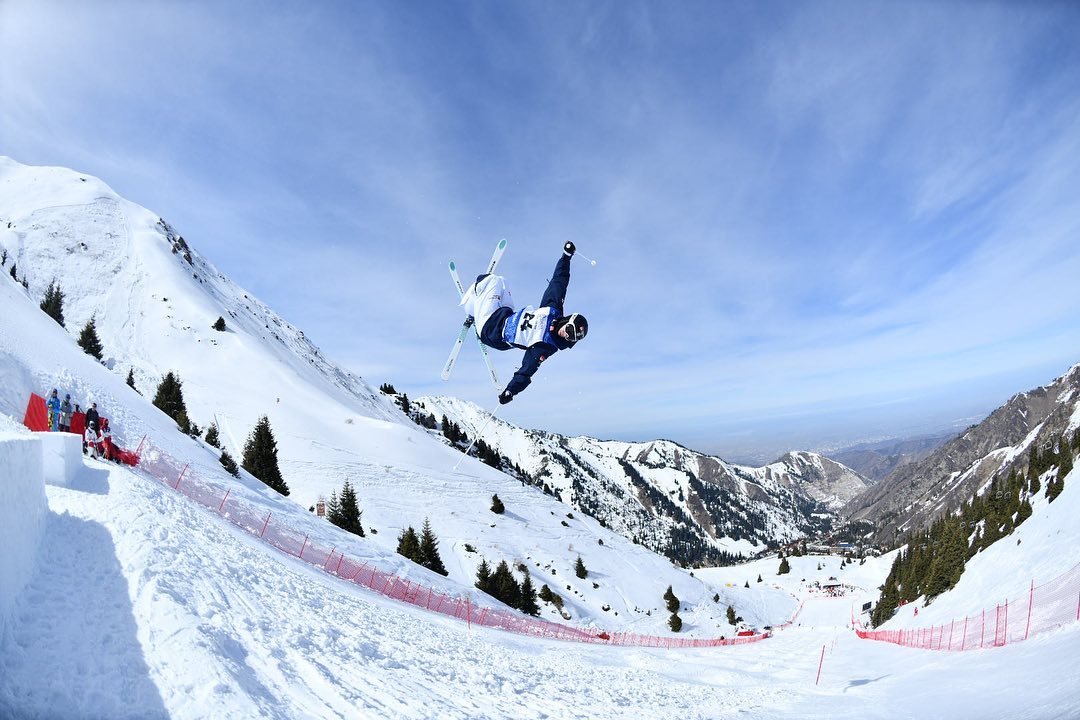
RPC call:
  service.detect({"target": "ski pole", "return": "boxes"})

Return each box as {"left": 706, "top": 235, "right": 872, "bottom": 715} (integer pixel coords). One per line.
{"left": 453, "top": 403, "right": 501, "bottom": 471}
{"left": 576, "top": 250, "right": 598, "bottom": 266}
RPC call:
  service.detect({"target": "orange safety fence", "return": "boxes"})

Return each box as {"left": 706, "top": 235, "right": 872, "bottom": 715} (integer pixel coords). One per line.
{"left": 135, "top": 438, "right": 782, "bottom": 649}
{"left": 855, "top": 562, "right": 1080, "bottom": 650}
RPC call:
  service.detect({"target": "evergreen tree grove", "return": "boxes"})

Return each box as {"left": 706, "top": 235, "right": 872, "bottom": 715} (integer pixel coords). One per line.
{"left": 242, "top": 415, "right": 289, "bottom": 495}
{"left": 205, "top": 423, "right": 220, "bottom": 448}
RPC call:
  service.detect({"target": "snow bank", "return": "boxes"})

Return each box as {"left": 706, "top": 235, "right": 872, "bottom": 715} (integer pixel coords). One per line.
{"left": 38, "top": 431, "right": 83, "bottom": 488}
{"left": 0, "top": 433, "right": 46, "bottom": 638}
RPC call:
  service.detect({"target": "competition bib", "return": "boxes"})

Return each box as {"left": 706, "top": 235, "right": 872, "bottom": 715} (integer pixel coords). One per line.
{"left": 503, "top": 306, "right": 556, "bottom": 348}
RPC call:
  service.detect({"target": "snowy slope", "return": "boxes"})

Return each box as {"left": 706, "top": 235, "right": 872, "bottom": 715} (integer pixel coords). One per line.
{"left": 3, "top": 156, "right": 1080, "bottom": 719}
{"left": 0, "top": 156, "right": 748, "bottom": 635}
{"left": 415, "top": 395, "right": 869, "bottom": 566}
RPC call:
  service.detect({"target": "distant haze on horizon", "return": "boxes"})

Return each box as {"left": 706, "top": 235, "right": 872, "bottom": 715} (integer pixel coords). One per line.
{"left": 3, "top": 1, "right": 1080, "bottom": 460}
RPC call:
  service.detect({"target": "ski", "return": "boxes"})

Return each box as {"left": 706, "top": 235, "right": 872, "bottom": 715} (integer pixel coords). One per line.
{"left": 441, "top": 318, "right": 472, "bottom": 381}
{"left": 486, "top": 237, "right": 508, "bottom": 275}
{"left": 443, "top": 239, "right": 507, "bottom": 388}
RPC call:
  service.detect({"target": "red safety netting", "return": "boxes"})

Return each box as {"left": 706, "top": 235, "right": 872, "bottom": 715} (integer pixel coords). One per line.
{"left": 856, "top": 562, "right": 1080, "bottom": 650}
{"left": 135, "top": 439, "right": 778, "bottom": 649}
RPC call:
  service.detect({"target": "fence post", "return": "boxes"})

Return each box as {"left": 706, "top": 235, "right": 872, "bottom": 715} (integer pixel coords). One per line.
{"left": 260, "top": 512, "right": 272, "bottom": 538}
{"left": 217, "top": 489, "right": 231, "bottom": 513}
{"left": 335, "top": 554, "right": 345, "bottom": 575}
{"left": 174, "top": 463, "right": 189, "bottom": 489}
{"left": 948, "top": 620, "right": 954, "bottom": 650}
{"left": 1025, "top": 579, "right": 1034, "bottom": 641}
{"left": 298, "top": 535, "right": 309, "bottom": 560}
{"left": 815, "top": 644, "right": 826, "bottom": 685}
{"left": 961, "top": 617, "right": 968, "bottom": 651}
{"left": 1004, "top": 599, "right": 1009, "bottom": 645}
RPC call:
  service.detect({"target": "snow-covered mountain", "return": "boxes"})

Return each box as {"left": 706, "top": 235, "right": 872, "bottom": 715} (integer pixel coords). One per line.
{"left": 0, "top": 156, "right": 747, "bottom": 635}
{"left": 845, "top": 362, "right": 1080, "bottom": 542}
{"left": 2, "top": 156, "right": 1079, "bottom": 719}
{"left": 413, "top": 395, "right": 871, "bottom": 566}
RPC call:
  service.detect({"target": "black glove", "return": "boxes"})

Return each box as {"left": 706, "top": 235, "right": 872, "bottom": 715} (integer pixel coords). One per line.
{"left": 564, "top": 241, "right": 576, "bottom": 256}
{"left": 499, "top": 390, "right": 514, "bottom": 405}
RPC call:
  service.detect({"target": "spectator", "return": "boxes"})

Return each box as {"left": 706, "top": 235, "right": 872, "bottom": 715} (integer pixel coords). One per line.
{"left": 84, "top": 421, "right": 101, "bottom": 459}
{"left": 59, "top": 394, "right": 73, "bottom": 432}
{"left": 84, "top": 402, "right": 100, "bottom": 431}
{"left": 100, "top": 418, "right": 115, "bottom": 462}
{"left": 46, "top": 389, "right": 61, "bottom": 432}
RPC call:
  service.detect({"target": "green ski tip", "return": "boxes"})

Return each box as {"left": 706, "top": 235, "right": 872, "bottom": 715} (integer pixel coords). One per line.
{"left": 449, "top": 261, "right": 456, "bottom": 270}
{"left": 498, "top": 238, "right": 507, "bottom": 249}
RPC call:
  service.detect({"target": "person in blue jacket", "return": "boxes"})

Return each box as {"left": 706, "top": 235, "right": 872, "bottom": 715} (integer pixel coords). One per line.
{"left": 46, "top": 388, "right": 62, "bottom": 431}
{"left": 460, "top": 242, "right": 588, "bottom": 404}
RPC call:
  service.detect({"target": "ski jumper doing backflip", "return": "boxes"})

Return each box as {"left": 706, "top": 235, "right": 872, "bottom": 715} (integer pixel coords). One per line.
{"left": 460, "top": 242, "right": 588, "bottom": 405}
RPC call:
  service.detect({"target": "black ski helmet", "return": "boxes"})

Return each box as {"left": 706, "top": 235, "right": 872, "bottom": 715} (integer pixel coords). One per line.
{"left": 564, "top": 313, "right": 588, "bottom": 344}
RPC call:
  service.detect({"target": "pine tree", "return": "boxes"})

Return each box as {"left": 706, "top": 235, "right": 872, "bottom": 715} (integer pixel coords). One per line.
{"left": 212, "top": 316, "right": 226, "bottom": 331}
{"left": 242, "top": 415, "right": 289, "bottom": 495}
{"left": 727, "top": 605, "right": 737, "bottom": 625}
{"left": 9, "top": 262, "right": 16, "bottom": 280}
{"left": 219, "top": 449, "right": 239, "bottom": 477}
{"left": 668, "top": 612, "right": 683, "bottom": 632}
{"left": 152, "top": 371, "right": 191, "bottom": 433}
{"left": 336, "top": 479, "right": 364, "bottom": 537}
{"left": 575, "top": 556, "right": 588, "bottom": 579}
{"left": 744, "top": 581, "right": 750, "bottom": 588}
{"left": 757, "top": 574, "right": 763, "bottom": 583}
{"left": 664, "top": 585, "right": 680, "bottom": 613}
{"left": 326, "top": 490, "right": 341, "bottom": 525}
{"left": 39, "top": 280, "right": 65, "bottom": 327}
{"left": 78, "top": 316, "right": 104, "bottom": 361}
{"left": 778, "top": 557, "right": 791, "bottom": 575}
{"left": 519, "top": 568, "right": 540, "bottom": 616}
{"left": 539, "top": 583, "right": 554, "bottom": 603}
{"left": 379, "top": 383, "right": 396, "bottom": 395}
{"left": 475, "top": 559, "right": 493, "bottom": 594}
{"left": 419, "top": 517, "right": 448, "bottom": 576}
{"left": 205, "top": 423, "right": 220, "bottom": 448}
{"left": 397, "top": 526, "right": 422, "bottom": 563}
{"left": 491, "top": 494, "right": 505, "bottom": 514}
{"left": 492, "top": 560, "right": 521, "bottom": 608}
{"left": 126, "top": 368, "right": 139, "bottom": 394}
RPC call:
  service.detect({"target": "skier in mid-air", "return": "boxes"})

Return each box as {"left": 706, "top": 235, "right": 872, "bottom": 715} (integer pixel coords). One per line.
{"left": 460, "top": 241, "right": 588, "bottom": 404}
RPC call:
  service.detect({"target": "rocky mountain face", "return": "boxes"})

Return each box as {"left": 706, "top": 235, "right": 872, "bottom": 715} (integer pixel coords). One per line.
{"left": 845, "top": 363, "right": 1080, "bottom": 543}
{"left": 415, "top": 396, "right": 871, "bottom": 567}
{"left": 827, "top": 433, "right": 953, "bottom": 483}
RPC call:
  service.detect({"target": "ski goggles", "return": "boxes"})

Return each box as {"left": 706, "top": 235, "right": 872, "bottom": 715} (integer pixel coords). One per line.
{"left": 564, "top": 313, "right": 586, "bottom": 342}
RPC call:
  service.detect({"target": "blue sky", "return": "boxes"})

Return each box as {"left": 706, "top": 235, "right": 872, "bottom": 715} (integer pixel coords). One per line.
{"left": 3, "top": 1, "right": 1080, "bottom": 462}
